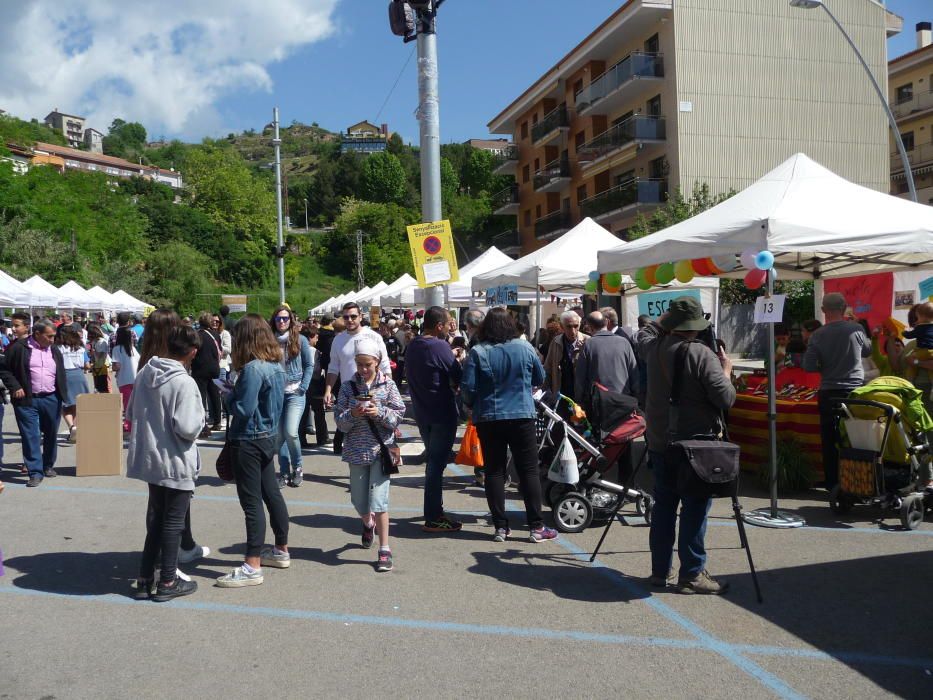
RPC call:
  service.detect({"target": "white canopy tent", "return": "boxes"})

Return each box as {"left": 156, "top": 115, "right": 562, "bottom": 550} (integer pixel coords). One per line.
{"left": 87, "top": 285, "right": 122, "bottom": 311}
{"left": 412, "top": 246, "right": 535, "bottom": 307}
{"left": 346, "top": 281, "right": 387, "bottom": 309}
{"left": 379, "top": 280, "right": 419, "bottom": 309}
{"left": 365, "top": 273, "right": 416, "bottom": 308}
{"left": 326, "top": 292, "right": 355, "bottom": 314}
{"left": 110, "top": 290, "right": 148, "bottom": 313}
{"left": 22, "top": 275, "right": 63, "bottom": 309}
{"left": 596, "top": 153, "right": 933, "bottom": 529}
{"left": 311, "top": 296, "right": 337, "bottom": 315}
{"left": 58, "top": 280, "right": 106, "bottom": 311}
{"left": 0, "top": 270, "right": 34, "bottom": 307}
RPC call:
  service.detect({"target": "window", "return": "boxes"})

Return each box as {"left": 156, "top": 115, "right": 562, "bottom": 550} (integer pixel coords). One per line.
{"left": 896, "top": 83, "right": 913, "bottom": 104}
{"left": 575, "top": 131, "right": 585, "bottom": 151}
{"left": 644, "top": 33, "right": 660, "bottom": 54}
{"left": 523, "top": 209, "right": 531, "bottom": 226}
{"left": 521, "top": 121, "right": 528, "bottom": 139}
{"left": 534, "top": 158, "right": 540, "bottom": 172}
{"left": 901, "top": 131, "right": 915, "bottom": 151}
{"left": 649, "top": 156, "right": 668, "bottom": 179}
{"left": 615, "top": 169, "right": 635, "bottom": 187}
{"left": 577, "top": 184, "right": 587, "bottom": 204}
{"left": 647, "top": 94, "right": 661, "bottom": 117}
{"left": 522, "top": 164, "right": 530, "bottom": 183}
{"left": 613, "top": 111, "right": 634, "bottom": 128}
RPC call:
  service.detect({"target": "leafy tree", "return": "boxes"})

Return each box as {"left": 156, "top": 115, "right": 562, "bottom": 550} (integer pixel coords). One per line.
{"left": 462, "top": 148, "right": 497, "bottom": 195}
{"left": 440, "top": 157, "right": 459, "bottom": 208}
{"left": 0, "top": 114, "right": 67, "bottom": 150}
{"left": 0, "top": 217, "right": 71, "bottom": 281}
{"left": 145, "top": 241, "right": 215, "bottom": 314}
{"left": 102, "top": 118, "right": 148, "bottom": 161}
{"left": 360, "top": 151, "right": 408, "bottom": 205}
{"left": 326, "top": 199, "right": 418, "bottom": 283}
{"left": 628, "top": 182, "right": 735, "bottom": 240}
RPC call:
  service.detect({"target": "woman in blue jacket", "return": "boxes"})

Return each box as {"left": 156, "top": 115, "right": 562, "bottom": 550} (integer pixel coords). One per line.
{"left": 270, "top": 306, "right": 314, "bottom": 488}
{"left": 461, "top": 308, "right": 557, "bottom": 544}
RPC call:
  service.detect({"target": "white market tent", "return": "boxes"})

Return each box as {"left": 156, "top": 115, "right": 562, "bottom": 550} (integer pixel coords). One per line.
{"left": 366, "top": 273, "right": 416, "bottom": 308}
{"left": 58, "top": 280, "right": 106, "bottom": 310}
{"left": 596, "top": 153, "right": 933, "bottom": 528}
{"left": 311, "top": 296, "right": 337, "bottom": 315}
{"left": 23, "top": 275, "right": 63, "bottom": 309}
{"left": 0, "top": 269, "right": 33, "bottom": 307}
{"left": 380, "top": 279, "right": 419, "bottom": 308}
{"left": 325, "top": 292, "right": 355, "bottom": 314}
{"left": 412, "top": 246, "right": 537, "bottom": 307}
{"left": 87, "top": 285, "right": 122, "bottom": 310}
{"left": 110, "top": 289, "right": 148, "bottom": 313}
{"left": 347, "top": 281, "right": 387, "bottom": 309}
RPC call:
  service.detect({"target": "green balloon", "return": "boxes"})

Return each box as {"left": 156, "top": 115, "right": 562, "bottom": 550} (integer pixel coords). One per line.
{"left": 605, "top": 271, "right": 622, "bottom": 288}
{"left": 655, "top": 262, "right": 675, "bottom": 285}
{"left": 635, "top": 269, "right": 651, "bottom": 290}
{"left": 584, "top": 279, "right": 598, "bottom": 294}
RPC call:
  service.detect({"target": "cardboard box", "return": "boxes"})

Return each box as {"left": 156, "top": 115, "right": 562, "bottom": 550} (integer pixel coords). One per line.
{"left": 76, "top": 393, "right": 123, "bottom": 477}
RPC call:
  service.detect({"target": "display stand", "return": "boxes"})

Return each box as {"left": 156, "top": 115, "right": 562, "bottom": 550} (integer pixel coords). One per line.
{"left": 76, "top": 393, "right": 123, "bottom": 477}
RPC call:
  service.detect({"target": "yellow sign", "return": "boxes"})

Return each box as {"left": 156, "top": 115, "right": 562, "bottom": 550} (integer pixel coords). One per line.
{"left": 406, "top": 219, "right": 460, "bottom": 288}
{"left": 221, "top": 294, "right": 248, "bottom": 313}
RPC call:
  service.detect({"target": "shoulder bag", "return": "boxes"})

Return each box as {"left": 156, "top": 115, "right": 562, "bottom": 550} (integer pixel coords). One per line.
{"left": 215, "top": 421, "right": 235, "bottom": 482}
{"left": 350, "top": 381, "right": 400, "bottom": 476}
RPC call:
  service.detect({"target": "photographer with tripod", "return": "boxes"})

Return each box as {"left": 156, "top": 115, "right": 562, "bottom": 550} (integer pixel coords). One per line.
{"left": 637, "top": 297, "right": 736, "bottom": 595}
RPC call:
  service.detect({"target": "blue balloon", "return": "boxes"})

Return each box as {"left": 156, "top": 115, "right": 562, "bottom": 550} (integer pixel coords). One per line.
{"left": 588, "top": 270, "right": 600, "bottom": 281}
{"left": 755, "top": 250, "right": 775, "bottom": 271}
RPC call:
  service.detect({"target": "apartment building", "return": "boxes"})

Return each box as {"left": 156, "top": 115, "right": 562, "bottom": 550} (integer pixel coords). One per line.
{"left": 44, "top": 109, "right": 88, "bottom": 149}
{"left": 488, "top": 0, "right": 899, "bottom": 253}
{"left": 32, "top": 142, "right": 184, "bottom": 189}
{"left": 890, "top": 22, "right": 933, "bottom": 205}
{"left": 341, "top": 120, "right": 389, "bottom": 154}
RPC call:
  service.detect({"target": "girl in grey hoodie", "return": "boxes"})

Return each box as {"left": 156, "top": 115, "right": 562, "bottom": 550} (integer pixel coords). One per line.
{"left": 126, "top": 327, "right": 205, "bottom": 602}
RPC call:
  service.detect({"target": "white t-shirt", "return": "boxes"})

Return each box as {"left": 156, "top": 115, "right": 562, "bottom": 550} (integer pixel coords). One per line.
{"left": 111, "top": 345, "right": 140, "bottom": 388}
{"left": 60, "top": 346, "right": 89, "bottom": 371}
{"left": 326, "top": 329, "right": 391, "bottom": 383}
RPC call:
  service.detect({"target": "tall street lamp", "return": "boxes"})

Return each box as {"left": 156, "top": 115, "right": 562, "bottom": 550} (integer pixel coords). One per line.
{"left": 789, "top": 0, "right": 917, "bottom": 201}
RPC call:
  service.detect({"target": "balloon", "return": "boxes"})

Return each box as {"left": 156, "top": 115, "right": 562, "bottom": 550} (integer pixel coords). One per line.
{"left": 655, "top": 262, "right": 675, "bottom": 285}
{"left": 744, "top": 268, "right": 767, "bottom": 290}
{"left": 634, "top": 269, "right": 651, "bottom": 290}
{"left": 588, "top": 270, "right": 600, "bottom": 281}
{"left": 705, "top": 257, "right": 723, "bottom": 275}
{"left": 644, "top": 265, "right": 659, "bottom": 286}
{"left": 755, "top": 250, "right": 775, "bottom": 270}
{"left": 584, "top": 279, "right": 598, "bottom": 294}
{"left": 692, "top": 258, "right": 711, "bottom": 276}
{"left": 603, "top": 282, "right": 622, "bottom": 294}
{"left": 674, "top": 259, "right": 695, "bottom": 283}
{"left": 711, "top": 254, "right": 738, "bottom": 273}
{"left": 604, "top": 271, "right": 622, "bottom": 288}
{"left": 740, "top": 248, "right": 758, "bottom": 269}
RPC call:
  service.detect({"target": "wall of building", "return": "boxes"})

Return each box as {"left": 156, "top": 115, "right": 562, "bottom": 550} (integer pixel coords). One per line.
{"left": 672, "top": 0, "right": 890, "bottom": 194}
{"left": 889, "top": 44, "right": 933, "bottom": 204}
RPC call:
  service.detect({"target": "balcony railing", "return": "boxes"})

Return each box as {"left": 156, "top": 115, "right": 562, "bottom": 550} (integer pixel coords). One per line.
{"left": 531, "top": 105, "right": 569, "bottom": 144}
{"left": 491, "top": 229, "right": 522, "bottom": 253}
{"left": 534, "top": 210, "right": 573, "bottom": 239}
{"left": 579, "top": 178, "right": 667, "bottom": 220}
{"left": 893, "top": 90, "right": 933, "bottom": 119}
{"left": 891, "top": 142, "right": 933, "bottom": 176}
{"left": 533, "top": 156, "right": 571, "bottom": 191}
{"left": 577, "top": 115, "right": 666, "bottom": 163}
{"left": 491, "top": 183, "right": 520, "bottom": 214}
{"left": 575, "top": 52, "right": 664, "bottom": 114}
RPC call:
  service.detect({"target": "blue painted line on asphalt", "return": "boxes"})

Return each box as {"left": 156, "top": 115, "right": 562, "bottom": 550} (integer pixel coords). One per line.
{"left": 707, "top": 519, "right": 933, "bottom": 537}
{"left": 732, "top": 643, "right": 933, "bottom": 670}
{"left": 553, "top": 535, "right": 807, "bottom": 700}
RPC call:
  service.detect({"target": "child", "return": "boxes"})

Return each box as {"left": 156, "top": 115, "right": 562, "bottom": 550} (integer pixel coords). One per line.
{"left": 335, "top": 338, "right": 405, "bottom": 572}
{"left": 451, "top": 335, "right": 467, "bottom": 364}
{"left": 903, "top": 302, "right": 933, "bottom": 382}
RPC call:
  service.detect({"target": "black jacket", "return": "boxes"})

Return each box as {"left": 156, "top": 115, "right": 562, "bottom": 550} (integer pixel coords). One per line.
{"left": 190, "top": 328, "right": 221, "bottom": 379}
{"left": 0, "top": 338, "right": 67, "bottom": 406}
{"left": 315, "top": 327, "right": 336, "bottom": 376}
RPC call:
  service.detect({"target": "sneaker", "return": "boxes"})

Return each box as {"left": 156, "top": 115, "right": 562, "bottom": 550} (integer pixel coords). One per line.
{"left": 26, "top": 476, "right": 43, "bottom": 488}
{"left": 529, "top": 526, "right": 558, "bottom": 543}
{"left": 290, "top": 468, "right": 303, "bottom": 487}
{"left": 676, "top": 570, "right": 730, "bottom": 596}
{"left": 43, "top": 467, "right": 57, "bottom": 478}
{"left": 473, "top": 470, "right": 485, "bottom": 487}
{"left": 260, "top": 545, "right": 291, "bottom": 569}
{"left": 649, "top": 570, "right": 675, "bottom": 588}
{"left": 216, "top": 564, "right": 264, "bottom": 588}
{"left": 177, "top": 544, "right": 210, "bottom": 564}
{"left": 375, "top": 549, "right": 393, "bottom": 573}
{"left": 152, "top": 577, "right": 198, "bottom": 602}
{"left": 133, "top": 578, "right": 153, "bottom": 601}
{"left": 277, "top": 474, "right": 287, "bottom": 489}
{"left": 68, "top": 426, "right": 77, "bottom": 444}
{"left": 492, "top": 527, "right": 512, "bottom": 542}
{"left": 361, "top": 520, "right": 376, "bottom": 549}
{"left": 422, "top": 515, "right": 463, "bottom": 533}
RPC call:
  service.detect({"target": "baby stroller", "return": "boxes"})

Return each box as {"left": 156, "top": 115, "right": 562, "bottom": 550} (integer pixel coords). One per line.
{"left": 831, "top": 377, "right": 932, "bottom": 530}
{"left": 535, "top": 388, "right": 653, "bottom": 533}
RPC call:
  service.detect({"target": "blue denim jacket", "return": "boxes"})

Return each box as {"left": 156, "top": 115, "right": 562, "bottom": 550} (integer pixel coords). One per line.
{"left": 283, "top": 335, "right": 315, "bottom": 393}
{"left": 461, "top": 339, "right": 545, "bottom": 423}
{"left": 227, "top": 359, "right": 285, "bottom": 440}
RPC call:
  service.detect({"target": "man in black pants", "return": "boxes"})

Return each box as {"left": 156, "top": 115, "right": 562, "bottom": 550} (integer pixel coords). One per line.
{"left": 304, "top": 316, "right": 335, "bottom": 447}
{"left": 191, "top": 312, "right": 222, "bottom": 437}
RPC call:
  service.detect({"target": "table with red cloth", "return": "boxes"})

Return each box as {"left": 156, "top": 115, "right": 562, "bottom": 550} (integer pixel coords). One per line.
{"left": 728, "top": 367, "right": 824, "bottom": 479}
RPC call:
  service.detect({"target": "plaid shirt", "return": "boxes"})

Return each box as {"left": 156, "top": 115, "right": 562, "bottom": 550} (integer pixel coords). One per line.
{"left": 335, "top": 370, "right": 405, "bottom": 466}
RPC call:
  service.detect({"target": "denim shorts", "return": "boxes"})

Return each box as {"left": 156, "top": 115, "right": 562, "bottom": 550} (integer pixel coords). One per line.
{"left": 349, "top": 456, "right": 391, "bottom": 515}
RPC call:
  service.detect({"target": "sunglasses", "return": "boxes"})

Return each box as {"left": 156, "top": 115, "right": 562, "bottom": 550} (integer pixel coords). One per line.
{"left": 343, "top": 314, "right": 360, "bottom": 320}
{"left": 275, "top": 316, "right": 291, "bottom": 322}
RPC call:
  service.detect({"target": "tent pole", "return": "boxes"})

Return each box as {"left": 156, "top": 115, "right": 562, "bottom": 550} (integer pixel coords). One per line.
{"left": 742, "top": 267, "right": 806, "bottom": 529}
{"left": 535, "top": 268, "right": 541, "bottom": 341}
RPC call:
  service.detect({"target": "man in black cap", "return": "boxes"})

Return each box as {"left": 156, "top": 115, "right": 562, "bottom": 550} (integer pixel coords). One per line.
{"left": 637, "top": 296, "right": 735, "bottom": 595}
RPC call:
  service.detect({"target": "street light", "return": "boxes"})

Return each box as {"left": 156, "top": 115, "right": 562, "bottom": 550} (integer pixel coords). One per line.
{"left": 789, "top": 0, "right": 917, "bottom": 201}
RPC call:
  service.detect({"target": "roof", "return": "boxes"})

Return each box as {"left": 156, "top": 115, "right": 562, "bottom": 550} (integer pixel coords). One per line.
{"left": 44, "top": 110, "right": 85, "bottom": 121}
{"left": 347, "top": 120, "right": 381, "bottom": 133}
{"left": 889, "top": 41, "right": 933, "bottom": 73}
{"left": 33, "top": 142, "right": 179, "bottom": 177}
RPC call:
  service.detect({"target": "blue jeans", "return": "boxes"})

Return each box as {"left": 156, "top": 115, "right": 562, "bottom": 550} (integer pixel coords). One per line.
{"left": 278, "top": 392, "right": 306, "bottom": 476}
{"left": 419, "top": 421, "right": 458, "bottom": 521}
{"left": 14, "top": 394, "right": 62, "bottom": 478}
{"left": 648, "top": 450, "right": 713, "bottom": 581}
{"left": 0, "top": 403, "right": 5, "bottom": 462}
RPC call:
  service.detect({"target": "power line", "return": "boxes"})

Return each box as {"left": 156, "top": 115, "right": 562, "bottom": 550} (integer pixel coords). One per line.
{"left": 375, "top": 45, "right": 416, "bottom": 123}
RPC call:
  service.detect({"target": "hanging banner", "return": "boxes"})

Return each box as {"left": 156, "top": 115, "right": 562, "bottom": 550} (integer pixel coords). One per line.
{"left": 407, "top": 220, "right": 460, "bottom": 288}
{"left": 484, "top": 284, "right": 518, "bottom": 307}
{"left": 637, "top": 289, "right": 701, "bottom": 319}
{"left": 823, "top": 273, "right": 893, "bottom": 330}
{"left": 221, "top": 294, "right": 248, "bottom": 313}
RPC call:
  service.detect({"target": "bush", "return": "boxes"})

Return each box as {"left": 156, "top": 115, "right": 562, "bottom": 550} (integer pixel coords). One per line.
{"left": 756, "top": 437, "right": 815, "bottom": 493}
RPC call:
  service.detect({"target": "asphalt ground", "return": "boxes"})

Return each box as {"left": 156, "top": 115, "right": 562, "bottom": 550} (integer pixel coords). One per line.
{"left": 1, "top": 405, "right": 932, "bottom": 700}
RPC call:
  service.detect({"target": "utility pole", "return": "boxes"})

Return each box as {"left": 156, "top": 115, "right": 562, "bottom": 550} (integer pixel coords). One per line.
{"left": 304, "top": 198, "right": 309, "bottom": 232}
{"left": 356, "top": 229, "right": 366, "bottom": 290}
{"left": 272, "top": 107, "right": 286, "bottom": 304}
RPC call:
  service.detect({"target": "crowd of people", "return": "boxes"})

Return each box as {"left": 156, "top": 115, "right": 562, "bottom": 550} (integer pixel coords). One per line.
{"left": 2, "top": 287, "right": 930, "bottom": 601}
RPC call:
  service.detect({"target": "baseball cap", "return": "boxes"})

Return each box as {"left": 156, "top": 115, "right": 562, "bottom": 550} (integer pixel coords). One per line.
{"left": 660, "top": 297, "right": 710, "bottom": 332}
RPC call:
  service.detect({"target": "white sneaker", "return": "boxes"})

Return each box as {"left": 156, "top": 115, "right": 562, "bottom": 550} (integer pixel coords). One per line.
{"left": 260, "top": 545, "right": 290, "bottom": 569}
{"left": 154, "top": 567, "right": 191, "bottom": 581}
{"left": 177, "top": 544, "right": 210, "bottom": 564}
{"left": 216, "top": 565, "right": 264, "bottom": 588}
{"left": 68, "top": 426, "right": 77, "bottom": 444}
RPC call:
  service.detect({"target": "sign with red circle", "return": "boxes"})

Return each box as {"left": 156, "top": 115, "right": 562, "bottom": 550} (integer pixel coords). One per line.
{"left": 423, "top": 236, "right": 442, "bottom": 255}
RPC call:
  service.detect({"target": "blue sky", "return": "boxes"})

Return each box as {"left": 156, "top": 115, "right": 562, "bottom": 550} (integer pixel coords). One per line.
{"left": 215, "top": 0, "right": 931, "bottom": 145}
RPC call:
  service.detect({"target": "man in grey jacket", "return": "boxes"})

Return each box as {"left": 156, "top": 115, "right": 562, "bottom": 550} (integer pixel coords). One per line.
{"left": 126, "top": 327, "right": 205, "bottom": 602}
{"left": 637, "top": 297, "right": 735, "bottom": 595}
{"left": 575, "top": 311, "right": 638, "bottom": 406}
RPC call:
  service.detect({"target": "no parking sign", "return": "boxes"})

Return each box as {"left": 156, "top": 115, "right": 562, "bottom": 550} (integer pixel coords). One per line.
{"left": 406, "top": 220, "right": 460, "bottom": 288}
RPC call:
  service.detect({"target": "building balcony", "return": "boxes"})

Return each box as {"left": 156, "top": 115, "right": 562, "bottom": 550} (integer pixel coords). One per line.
{"left": 891, "top": 142, "right": 933, "bottom": 179}
{"left": 491, "top": 145, "right": 519, "bottom": 175}
{"left": 533, "top": 156, "right": 572, "bottom": 192}
{"left": 491, "top": 183, "right": 520, "bottom": 215}
{"left": 531, "top": 105, "right": 569, "bottom": 146}
{"left": 577, "top": 115, "right": 666, "bottom": 168}
{"left": 491, "top": 229, "right": 522, "bottom": 256}
{"left": 579, "top": 178, "right": 667, "bottom": 224}
{"left": 892, "top": 90, "right": 933, "bottom": 120}
{"left": 534, "top": 210, "right": 573, "bottom": 240}
{"left": 575, "top": 52, "right": 664, "bottom": 116}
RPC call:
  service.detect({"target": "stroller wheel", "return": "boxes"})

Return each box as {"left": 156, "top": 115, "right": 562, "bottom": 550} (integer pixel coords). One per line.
{"left": 553, "top": 492, "right": 593, "bottom": 533}
{"left": 900, "top": 494, "right": 924, "bottom": 531}
{"left": 545, "top": 482, "right": 570, "bottom": 508}
{"left": 635, "top": 493, "right": 654, "bottom": 525}
{"left": 829, "top": 485, "right": 853, "bottom": 515}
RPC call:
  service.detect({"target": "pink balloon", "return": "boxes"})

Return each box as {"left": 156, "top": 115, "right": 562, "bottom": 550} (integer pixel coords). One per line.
{"left": 744, "top": 268, "right": 767, "bottom": 290}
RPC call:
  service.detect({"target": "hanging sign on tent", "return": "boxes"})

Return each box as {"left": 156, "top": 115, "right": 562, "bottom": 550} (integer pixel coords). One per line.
{"left": 637, "top": 289, "right": 701, "bottom": 319}
{"left": 221, "top": 294, "right": 248, "bottom": 313}
{"left": 918, "top": 276, "right": 933, "bottom": 301}
{"left": 407, "top": 220, "right": 460, "bottom": 288}
{"left": 753, "top": 295, "right": 786, "bottom": 324}
{"left": 485, "top": 284, "right": 518, "bottom": 307}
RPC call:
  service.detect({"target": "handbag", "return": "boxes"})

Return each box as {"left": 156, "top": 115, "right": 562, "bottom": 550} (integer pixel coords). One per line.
{"left": 215, "top": 422, "right": 235, "bottom": 482}
{"left": 455, "top": 419, "right": 484, "bottom": 468}
{"left": 547, "top": 432, "right": 580, "bottom": 484}
{"left": 349, "top": 381, "right": 400, "bottom": 476}
{"left": 665, "top": 341, "right": 740, "bottom": 499}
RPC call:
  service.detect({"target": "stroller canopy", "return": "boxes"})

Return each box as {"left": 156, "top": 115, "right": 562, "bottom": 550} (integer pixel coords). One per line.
{"left": 849, "top": 376, "right": 933, "bottom": 433}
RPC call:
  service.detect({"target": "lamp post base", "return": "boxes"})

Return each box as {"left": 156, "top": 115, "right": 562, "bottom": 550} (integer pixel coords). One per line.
{"left": 742, "top": 509, "right": 806, "bottom": 529}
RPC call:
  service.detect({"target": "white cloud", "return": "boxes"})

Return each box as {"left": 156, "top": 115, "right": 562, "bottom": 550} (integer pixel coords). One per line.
{"left": 0, "top": 0, "right": 339, "bottom": 139}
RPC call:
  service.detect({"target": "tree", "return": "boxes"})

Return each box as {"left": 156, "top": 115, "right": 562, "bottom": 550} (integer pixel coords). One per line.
{"left": 440, "top": 157, "right": 459, "bottom": 210}
{"left": 360, "top": 151, "right": 408, "bottom": 205}
{"left": 628, "top": 182, "right": 735, "bottom": 240}
{"left": 0, "top": 113, "right": 67, "bottom": 150}
{"left": 326, "top": 199, "right": 418, "bottom": 283}
{"left": 462, "top": 148, "right": 496, "bottom": 195}
{"left": 145, "top": 241, "right": 215, "bottom": 314}
{"left": 102, "top": 118, "right": 148, "bottom": 161}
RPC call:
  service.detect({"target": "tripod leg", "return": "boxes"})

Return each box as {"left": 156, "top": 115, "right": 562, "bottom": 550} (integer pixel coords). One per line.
{"left": 732, "top": 495, "right": 763, "bottom": 604}
{"left": 589, "top": 445, "right": 648, "bottom": 563}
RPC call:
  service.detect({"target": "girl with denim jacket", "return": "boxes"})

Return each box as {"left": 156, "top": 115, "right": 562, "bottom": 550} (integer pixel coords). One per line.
{"left": 217, "top": 314, "right": 291, "bottom": 588}
{"left": 335, "top": 337, "right": 405, "bottom": 572}
{"left": 270, "top": 306, "right": 315, "bottom": 488}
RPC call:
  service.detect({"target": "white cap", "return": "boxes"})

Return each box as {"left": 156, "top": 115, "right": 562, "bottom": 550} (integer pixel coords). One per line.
{"left": 354, "top": 337, "right": 382, "bottom": 360}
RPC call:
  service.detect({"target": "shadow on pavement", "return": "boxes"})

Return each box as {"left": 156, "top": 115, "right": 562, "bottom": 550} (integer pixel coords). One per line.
{"left": 3, "top": 551, "right": 139, "bottom": 597}
{"left": 726, "top": 550, "right": 933, "bottom": 698}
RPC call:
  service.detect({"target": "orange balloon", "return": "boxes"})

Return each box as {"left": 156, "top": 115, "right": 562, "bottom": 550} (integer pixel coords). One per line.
{"left": 692, "top": 258, "right": 711, "bottom": 276}
{"left": 644, "top": 264, "right": 659, "bottom": 286}
{"left": 705, "top": 257, "right": 723, "bottom": 275}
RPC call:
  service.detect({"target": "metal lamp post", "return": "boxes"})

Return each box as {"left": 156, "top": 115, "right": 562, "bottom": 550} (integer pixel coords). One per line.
{"left": 789, "top": 0, "right": 917, "bottom": 202}
{"left": 272, "top": 107, "right": 286, "bottom": 304}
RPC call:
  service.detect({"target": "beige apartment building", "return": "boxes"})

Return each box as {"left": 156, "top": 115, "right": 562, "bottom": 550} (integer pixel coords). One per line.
{"left": 890, "top": 22, "right": 933, "bottom": 205}
{"left": 488, "top": 0, "right": 899, "bottom": 253}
